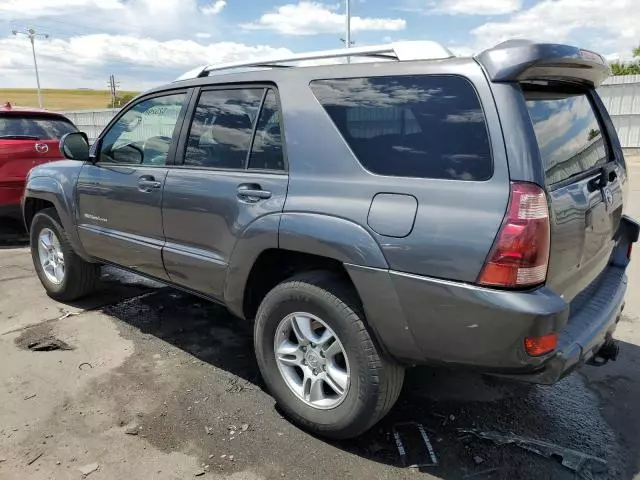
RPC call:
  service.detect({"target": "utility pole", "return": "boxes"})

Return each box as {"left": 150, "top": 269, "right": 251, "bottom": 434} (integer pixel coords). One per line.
{"left": 12, "top": 28, "right": 49, "bottom": 109}
{"left": 107, "top": 75, "right": 120, "bottom": 107}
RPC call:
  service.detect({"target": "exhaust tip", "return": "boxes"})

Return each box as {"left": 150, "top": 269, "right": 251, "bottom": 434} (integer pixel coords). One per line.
{"left": 588, "top": 337, "right": 620, "bottom": 366}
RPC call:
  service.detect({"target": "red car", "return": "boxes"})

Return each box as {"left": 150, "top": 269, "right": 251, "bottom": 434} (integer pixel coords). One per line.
{"left": 0, "top": 102, "right": 77, "bottom": 219}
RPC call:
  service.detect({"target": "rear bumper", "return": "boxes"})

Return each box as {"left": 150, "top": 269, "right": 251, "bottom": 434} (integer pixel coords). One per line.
{"left": 346, "top": 263, "right": 627, "bottom": 384}
{"left": 501, "top": 265, "right": 626, "bottom": 384}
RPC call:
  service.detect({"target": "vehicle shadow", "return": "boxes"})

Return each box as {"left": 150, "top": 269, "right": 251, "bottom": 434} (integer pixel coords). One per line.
{"left": 0, "top": 217, "right": 29, "bottom": 248}
{"left": 98, "top": 282, "right": 640, "bottom": 480}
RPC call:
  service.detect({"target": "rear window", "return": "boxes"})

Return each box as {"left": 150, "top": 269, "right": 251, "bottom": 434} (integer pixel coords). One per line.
{"left": 524, "top": 88, "right": 608, "bottom": 187}
{"left": 310, "top": 75, "right": 492, "bottom": 181}
{"left": 0, "top": 115, "right": 77, "bottom": 140}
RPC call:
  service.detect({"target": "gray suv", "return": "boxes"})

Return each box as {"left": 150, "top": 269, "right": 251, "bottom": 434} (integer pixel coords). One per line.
{"left": 23, "top": 39, "right": 639, "bottom": 439}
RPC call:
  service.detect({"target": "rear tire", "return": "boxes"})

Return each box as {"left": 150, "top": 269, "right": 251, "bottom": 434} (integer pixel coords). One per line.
{"left": 254, "top": 271, "right": 404, "bottom": 439}
{"left": 30, "top": 208, "right": 100, "bottom": 301}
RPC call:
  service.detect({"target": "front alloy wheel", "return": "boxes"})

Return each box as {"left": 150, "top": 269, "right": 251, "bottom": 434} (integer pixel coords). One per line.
{"left": 37, "top": 227, "right": 65, "bottom": 285}
{"left": 30, "top": 208, "right": 100, "bottom": 301}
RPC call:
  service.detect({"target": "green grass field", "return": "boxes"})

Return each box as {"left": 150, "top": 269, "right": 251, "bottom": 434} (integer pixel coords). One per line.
{"left": 0, "top": 88, "right": 139, "bottom": 111}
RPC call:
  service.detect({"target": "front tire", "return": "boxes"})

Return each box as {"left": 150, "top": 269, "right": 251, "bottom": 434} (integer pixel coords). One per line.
{"left": 30, "top": 208, "right": 100, "bottom": 301}
{"left": 254, "top": 271, "right": 404, "bottom": 439}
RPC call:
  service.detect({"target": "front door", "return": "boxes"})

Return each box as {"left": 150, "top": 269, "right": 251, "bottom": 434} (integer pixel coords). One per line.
{"left": 76, "top": 91, "right": 188, "bottom": 280}
{"left": 162, "top": 87, "right": 288, "bottom": 299}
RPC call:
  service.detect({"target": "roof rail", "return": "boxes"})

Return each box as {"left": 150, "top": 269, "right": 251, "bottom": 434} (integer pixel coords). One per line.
{"left": 175, "top": 41, "right": 454, "bottom": 81}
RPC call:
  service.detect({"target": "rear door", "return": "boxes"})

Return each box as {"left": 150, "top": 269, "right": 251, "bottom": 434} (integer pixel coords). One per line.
{"left": 76, "top": 91, "right": 188, "bottom": 280}
{"left": 522, "top": 84, "right": 625, "bottom": 301}
{"left": 162, "top": 86, "right": 288, "bottom": 300}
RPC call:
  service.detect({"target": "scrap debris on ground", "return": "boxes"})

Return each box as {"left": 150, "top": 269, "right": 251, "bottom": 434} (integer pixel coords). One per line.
{"left": 460, "top": 428, "right": 608, "bottom": 478}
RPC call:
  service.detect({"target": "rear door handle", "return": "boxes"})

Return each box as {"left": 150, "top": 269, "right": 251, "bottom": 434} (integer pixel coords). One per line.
{"left": 237, "top": 184, "right": 272, "bottom": 201}
{"left": 138, "top": 176, "right": 162, "bottom": 192}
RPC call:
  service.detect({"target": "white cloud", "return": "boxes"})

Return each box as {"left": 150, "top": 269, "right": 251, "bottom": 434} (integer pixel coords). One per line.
{"left": 529, "top": 97, "right": 592, "bottom": 151}
{"left": 201, "top": 0, "right": 226, "bottom": 15}
{"left": 0, "top": 34, "right": 293, "bottom": 89}
{"left": 427, "top": 0, "right": 521, "bottom": 15}
{"left": 1, "top": 0, "right": 223, "bottom": 39}
{"left": 0, "top": 0, "right": 123, "bottom": 18}
{"left": 243, "top": 1, "right": 406, "bottom": 35}
{"left": 471, "top": 0, "right": 638, "bottom": 58}
{"left": 195, "top": 33, "right": 213, "bottom": 39}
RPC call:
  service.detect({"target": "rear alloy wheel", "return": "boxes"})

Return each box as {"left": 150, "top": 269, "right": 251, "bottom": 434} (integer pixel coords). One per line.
{"left": 274, "top": 312, "right": 350, "bottom": 410}
{"left": 30, "top": 208, "right": 100, "bottom": 301}
{"left": 255, "top": 271, "right": 404, "bottom": 439}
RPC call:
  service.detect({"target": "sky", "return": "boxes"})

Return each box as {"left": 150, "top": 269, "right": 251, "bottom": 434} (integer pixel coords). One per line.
{"left": 0, "top": 0, "right": 638, "bottom": 92}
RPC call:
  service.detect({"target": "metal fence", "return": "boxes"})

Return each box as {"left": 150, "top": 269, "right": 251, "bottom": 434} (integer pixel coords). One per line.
{"left": 58, "top": 109, "right": 119, "bottom": 142}
{"left": 598, "top": 75, "right": 640, "bottom": 153}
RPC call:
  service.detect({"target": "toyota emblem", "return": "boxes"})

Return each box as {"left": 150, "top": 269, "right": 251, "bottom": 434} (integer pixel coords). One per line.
{"left": 603, "top": 187, "right": 613, "bottom": 206}
{"left": 35, "top": 143, "right": 49, "bottom": 154}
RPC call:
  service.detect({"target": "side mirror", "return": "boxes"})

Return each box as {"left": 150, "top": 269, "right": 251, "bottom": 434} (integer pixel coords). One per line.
{"left": 60, "top": 132, "right": 90, "bottom": 161}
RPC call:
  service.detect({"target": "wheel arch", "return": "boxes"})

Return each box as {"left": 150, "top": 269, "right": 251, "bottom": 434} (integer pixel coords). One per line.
{"left": 223, "top": 212, "right": 388, "bottom": 320}
{"left": 23, "top": 176, "right": 91, "bottom": 261}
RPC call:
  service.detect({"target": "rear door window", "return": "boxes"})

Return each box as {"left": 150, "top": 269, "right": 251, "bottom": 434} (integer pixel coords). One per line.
{"left": 523, "top": 87, "right": 608, "bottom": 187}
{"left": 0, "top": 115, "right": 77, "bottom": 140}
{"left": 184, "top": 88, "right": 264, "bottom": 169}
{"left": 310, "top": 75, "right": 492, "bottom": 181}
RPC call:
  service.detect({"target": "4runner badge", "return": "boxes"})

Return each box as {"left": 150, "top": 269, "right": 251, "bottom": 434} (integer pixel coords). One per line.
{"left": 84, "top": 213, "right": 108, "bottom": 223}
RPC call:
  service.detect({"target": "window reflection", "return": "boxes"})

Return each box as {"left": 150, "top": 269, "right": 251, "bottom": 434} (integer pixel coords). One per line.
{"left": 524, "top": 89, "right": 607, "bottom": 186}
{"left": 311, "top": 75, "right": 492, "bottom": 181}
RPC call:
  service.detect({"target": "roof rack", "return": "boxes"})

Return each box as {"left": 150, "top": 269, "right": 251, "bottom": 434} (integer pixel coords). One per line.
{"left": 175, "top": 41, "right": 454, "bottom": 81}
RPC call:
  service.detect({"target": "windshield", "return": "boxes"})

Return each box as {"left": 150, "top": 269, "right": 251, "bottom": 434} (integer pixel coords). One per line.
{"left": 524, "top": 87, "right": 608, "bottom": 187}
{"left": 0, "top": 114, "right": 77, "bottom": 140}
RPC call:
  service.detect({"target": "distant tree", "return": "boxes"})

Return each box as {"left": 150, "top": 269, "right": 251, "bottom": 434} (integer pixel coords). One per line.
{"left": 107, "top": 92, "right": 137, "bottom": 108}
{"left": 587, "top": 128, "right": 600, "bottom": 141}
{"left": 610, "top": 44, "right": 640, "bottom": 76}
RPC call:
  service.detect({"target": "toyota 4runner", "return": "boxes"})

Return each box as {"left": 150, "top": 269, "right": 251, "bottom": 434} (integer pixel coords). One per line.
{"left": 22, "top": 40, "right": 639, "bottom": 439}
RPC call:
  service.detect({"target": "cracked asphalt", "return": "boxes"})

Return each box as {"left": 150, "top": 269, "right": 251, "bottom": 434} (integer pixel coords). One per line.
{"left": 1, "top": 164, "right": 639, "bottom": 480}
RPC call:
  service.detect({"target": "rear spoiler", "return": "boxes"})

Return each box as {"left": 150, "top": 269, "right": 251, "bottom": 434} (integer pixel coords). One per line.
{"left": 475, "top": 39, "right": 610, "bottom": 88}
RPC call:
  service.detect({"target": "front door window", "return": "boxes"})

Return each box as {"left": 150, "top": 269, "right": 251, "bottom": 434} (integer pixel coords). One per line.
{"left": 99, "top": 93, "right": 186, "bottom": 166}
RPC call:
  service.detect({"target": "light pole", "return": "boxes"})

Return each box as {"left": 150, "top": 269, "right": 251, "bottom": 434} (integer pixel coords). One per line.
{"left": 12, "top": 28, "right": 49, "bottom": 109}
{"left": 344, "top": 0, "right": 352, "bottom": 63}
{"left": 345, "top": 0, "right": 351, "bottom": 50}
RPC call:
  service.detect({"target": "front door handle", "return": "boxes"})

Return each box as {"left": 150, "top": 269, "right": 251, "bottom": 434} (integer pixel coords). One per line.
{"left": 138, "top": 176, "right": 162, "bottom": 192}
{"left": 237, "top": 184, "right": 272, "bottom": 201}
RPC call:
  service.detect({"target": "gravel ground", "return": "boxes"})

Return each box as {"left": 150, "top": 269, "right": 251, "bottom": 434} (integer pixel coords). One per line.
{"left": 1, "top": 165, "right": 639, "bottom": 480}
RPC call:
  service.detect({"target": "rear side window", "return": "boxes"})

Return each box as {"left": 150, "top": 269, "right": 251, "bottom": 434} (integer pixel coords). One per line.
{"left": 310, "top": 75, "right": 492, "bottom": 181}
{"left": 0, "top": 115, "right": 76, "bottom": 140}
{"left": 524, "top": 88, "right": 608, "bottom": 187}
{"left": 248, "top": 89, "right": 285, "bottom": 171}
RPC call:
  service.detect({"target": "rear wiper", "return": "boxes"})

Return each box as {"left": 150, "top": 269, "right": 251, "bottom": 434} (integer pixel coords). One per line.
{"left": 0, "top": 135, "right": 41, "bottom": 140}
{"left": 587, "top": 163, "right": 618, "bottom": 192}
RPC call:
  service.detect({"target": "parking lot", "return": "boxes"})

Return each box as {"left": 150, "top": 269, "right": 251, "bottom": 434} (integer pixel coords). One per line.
{"left": 0, "top": 163, "right": 639, "bottom": 480}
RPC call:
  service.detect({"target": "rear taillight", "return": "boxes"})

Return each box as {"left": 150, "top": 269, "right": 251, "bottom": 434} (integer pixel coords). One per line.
{"left": 628, "top": 243, "right": 633, "bottom": 260}
{"left": 524, "top": 332, "right": 558, "bottom": 356}
{"left": 478, "top": 182, "right": 550, "bottom": 288}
